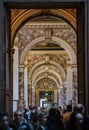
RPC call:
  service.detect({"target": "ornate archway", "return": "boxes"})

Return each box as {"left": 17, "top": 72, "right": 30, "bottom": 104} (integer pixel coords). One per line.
{"left": 12, "top": 8, "right": 77, "bottom": 110}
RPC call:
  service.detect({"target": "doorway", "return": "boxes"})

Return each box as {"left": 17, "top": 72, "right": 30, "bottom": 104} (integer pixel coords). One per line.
{"left": 5, "top": 0, "right": 86, "bottom": 112}
{"left": 13, "top": 9, "right": 77, "bottom": 110}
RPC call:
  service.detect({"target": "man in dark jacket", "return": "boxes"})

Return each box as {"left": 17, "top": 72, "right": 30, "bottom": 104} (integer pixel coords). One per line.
{"left": 0, "top": 111, "right": 13, "bottom": 130}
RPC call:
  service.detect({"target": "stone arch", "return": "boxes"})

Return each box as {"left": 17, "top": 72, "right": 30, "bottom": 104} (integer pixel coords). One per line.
{"left": 20, "top": 37, "right": 45, "bottom": 64}
{"left": 20, "top": 36, "right": 76, "bottom": 65}
{"left": 51, "top": 36, "right": 76, "bottom": 64}
{"left": 29, "top": 60, "right": 66, "bottom": 80}
{"left": 12, "top": 9, "right": 76, "bottom": 44}
{"left": 34, "top": 75, "right": 59, "bottom": 88}
{"left": 32, "top": 69, "right": 62, "bottom": 85}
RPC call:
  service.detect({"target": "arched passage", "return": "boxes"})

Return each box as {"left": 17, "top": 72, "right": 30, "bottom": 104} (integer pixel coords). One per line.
{"left": 12, "top": 9, "right": 76, "bottom": 44}
{"left": 12, "top": 8, "right": 77, "bottom": 110}
{"left": 29, "top": 60, "right": 66, "bottom": 80}
{"left": 20, "top": 36, "right": 76, "bottom": 65}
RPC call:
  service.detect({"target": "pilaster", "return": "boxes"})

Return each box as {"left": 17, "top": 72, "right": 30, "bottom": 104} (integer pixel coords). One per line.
{"left": 13, "top": 46, "right": 19, "bottom": 111}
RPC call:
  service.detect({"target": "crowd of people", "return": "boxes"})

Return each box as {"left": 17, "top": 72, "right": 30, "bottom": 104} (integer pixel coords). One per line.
{"left": 0, "top": 104, "right": 89, "bottom": 130}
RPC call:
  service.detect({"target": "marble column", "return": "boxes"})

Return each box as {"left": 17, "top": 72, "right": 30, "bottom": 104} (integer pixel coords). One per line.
{"left": 13, "top": 46, "right": 19, "bottom": 111}
{"left": 63, "top": 82, "right": 67, "bottom": 108}
{"left": 58, "top": 84, "right": 63, "bottom": 109}
{"left": 66, "top": 66, "right": 72, "bottom": 105}
{"left": 19, "top": 65, "right": 24, "bottom": 110}
{"left": 57, "top": 88, "right": 62, "bottom": 107}
{"left": 60, "top": 88, "right": 64, "bottom": 109}
{"left": 57, "top": 89, "right": 60, "bottom": 106}
{"left": 32, "top": 84, "right": 35, "bottom": 107}
{"left": 72, "top": 67, "right": 78, "bottom": 107}
{"left": 28, "top": 79, "right": 32, "bottom": 107}
{"left": 24, "top": 66, "right": 28, "bottom": 108}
